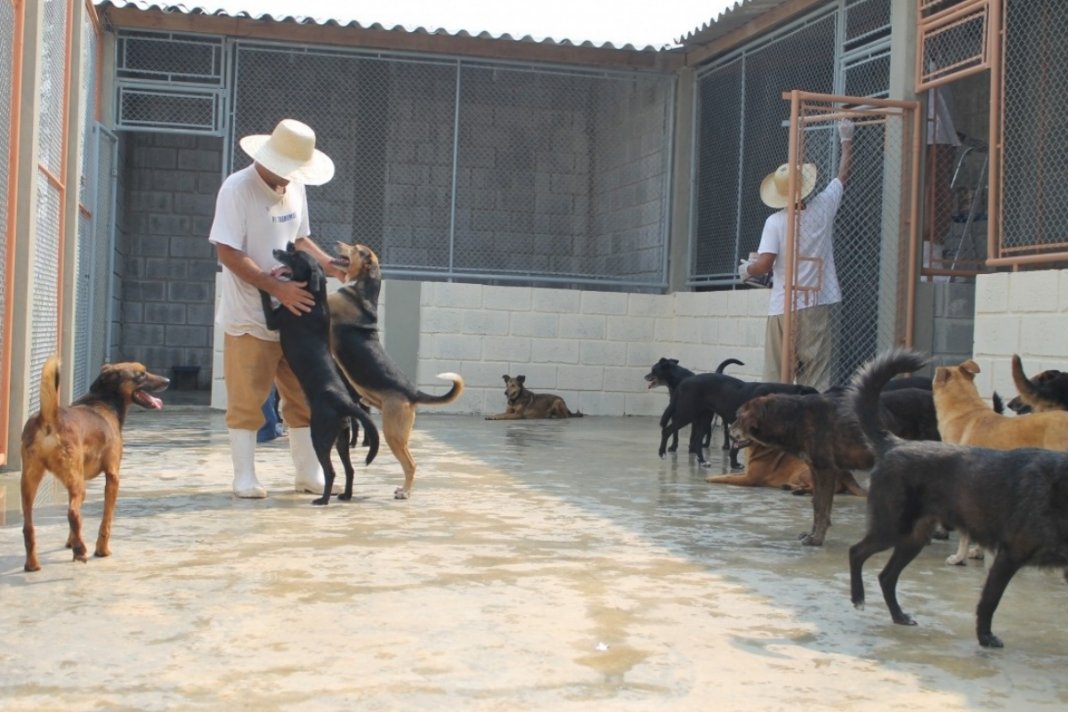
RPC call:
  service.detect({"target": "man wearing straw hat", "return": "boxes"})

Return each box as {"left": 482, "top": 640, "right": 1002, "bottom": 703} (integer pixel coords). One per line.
{"left": 209, "top": 118, "right": 343, "bottom": 499}
{"left": 739, "top": 119, "right": 853, "bottom": 392}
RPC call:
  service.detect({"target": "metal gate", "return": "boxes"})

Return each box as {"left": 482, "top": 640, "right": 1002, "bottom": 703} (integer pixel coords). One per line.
{"left": 73, "top": 124, "right": 118, "bottom": 394}
{"left": 779, "top": 91, "right": 921, "bottom": 387}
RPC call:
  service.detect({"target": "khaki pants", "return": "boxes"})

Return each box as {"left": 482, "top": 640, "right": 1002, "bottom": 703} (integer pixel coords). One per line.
{"left": 763, "top": 303, "right": 837, "bottom": 391}
{"left": 223, "top": 333, "right": 311, "bottom": 430}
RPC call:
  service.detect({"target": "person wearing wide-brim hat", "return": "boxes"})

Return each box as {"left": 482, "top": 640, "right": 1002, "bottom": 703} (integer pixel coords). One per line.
{"left": 209, "top": 118, "right": 342, "bottom": 500}
{"left": 739, "top": 120, "right": 854, "bottom": 391}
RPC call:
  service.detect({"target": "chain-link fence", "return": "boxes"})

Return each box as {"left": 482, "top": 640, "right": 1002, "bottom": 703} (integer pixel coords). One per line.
{"left": 28, "top": 0, "right": 69, "bottom": 414}
{"left": 780, "top": 95, "right": 920, "bottom": 388}
{"left": 0, "top": 0, "right": 16, "bottom": 463}
{"left": 691, "top": 8, "right": 839, "bottom": 286}
{"left": 1000, "top": 0, "right": 1068, "bottom": 258}
{"left": 228, "top": 42, "right": 675, "bottom": 290}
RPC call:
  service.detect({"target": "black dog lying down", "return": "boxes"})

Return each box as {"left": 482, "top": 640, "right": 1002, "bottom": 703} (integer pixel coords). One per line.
{"left": 644, "top": 357, "right": 743, "bottom": 453}
{"left": 261, "top": 243, "right": 380, "bottom": 505}
{"left": 848, "top": 348, "right": 1068, "bottom": 649}
{"left": 658, "top": 372, "right": 817, "bottom": 469}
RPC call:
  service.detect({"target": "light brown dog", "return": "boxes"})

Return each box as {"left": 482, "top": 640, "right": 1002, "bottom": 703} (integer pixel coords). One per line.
{"left": 705, "top": 443, "right": 865, "bottom": 495}
{"left": 485, "top": 375, "right": 583, "bottom": 420}
{"left": 20, "top": 356, "right": 169, "bottom": 571}
{"left": 933, "top": 358, "right": 1068, "bottom": 564}
{"left": 328, "top": 242, "right": 464, "bottom": 500}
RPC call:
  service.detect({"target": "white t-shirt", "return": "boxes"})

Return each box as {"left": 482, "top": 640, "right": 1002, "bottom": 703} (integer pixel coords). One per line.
{"left": 209, "top": 164, "right": 311, "bottom": 341}
{"left": 757, "top": 177, "right": 843, "bottom": 316}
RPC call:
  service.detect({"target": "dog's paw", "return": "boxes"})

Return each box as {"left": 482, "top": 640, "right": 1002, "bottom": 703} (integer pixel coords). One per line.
{"left": 945, "top": 554, "right": 966, "bottom": 566}
{"left": 311, "top": 496, "right": 330, "bottom": 506}
{"left": 94, "top": 547, "right": 111, "bottom": 559}
{"left": 967, "top": 546, "right": 985, "bottom": 560}
{"left": 394, "top": 487, "right": 410, "bottom": 500}
{"left": 799, "top": 532, "right": 824, "bottom": 546}
{"left": 337, "top": 492, "right": 354, "bottom": 501}
{"left": 892, "top": 613, "right": 917, "bottom": 627}
{"left": 852, "top": 600, "right": 865, "bottom": 611}
{"left": 979, "top": 632, "right": 1004, "bottom": 649}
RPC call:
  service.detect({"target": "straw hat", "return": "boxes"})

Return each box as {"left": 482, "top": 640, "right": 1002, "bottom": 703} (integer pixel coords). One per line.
{"left": 239, "top": 119, "right": 335, "bottom": 186}
{"left": 759, "top": 162, "right": 818, "bottom": 209}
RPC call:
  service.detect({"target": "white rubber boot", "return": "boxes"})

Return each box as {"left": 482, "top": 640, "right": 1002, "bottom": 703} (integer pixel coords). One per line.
{"left": 229, "top": 429, "right": 267, "bottom": 498}
{"left": 290, "top": 427, "right": 326, "bottom": 493}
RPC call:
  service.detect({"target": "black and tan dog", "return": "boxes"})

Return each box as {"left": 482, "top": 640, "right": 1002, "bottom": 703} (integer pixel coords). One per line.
{"left": 730, "top": 380, "right": 938, "bottom": 546}
{"left": 1009, "top": 354, "right": 1068, "bottom": 413}
{"left": 486, "top": 375, "right": 583, "bottom": 419}
{"left": 658, "top": 373, "right": 817, "bottom": 469}
{"left": 20, "top": 356, "right": 169, "bottom": 571}
{"left": 644, "top": 357, "right": 743, "bottom": 453}
{"left": 261, "top": 243, "right": 380, "bottom": 505}
{"left": 848, "top": 349, "right": 1068, "bottom": 649}
{"left": 328, "top": 242, "right": 463, "bottom": 500}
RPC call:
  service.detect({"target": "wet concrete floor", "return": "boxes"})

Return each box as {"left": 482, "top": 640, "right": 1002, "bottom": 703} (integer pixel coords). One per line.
{"left": 2, "top": 407, "right": 1068, "bottom": 710}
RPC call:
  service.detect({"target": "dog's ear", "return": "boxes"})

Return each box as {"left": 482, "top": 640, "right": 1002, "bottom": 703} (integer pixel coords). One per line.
{"left": 669, "top": 358, "right": 679, "bottom": 366}
{"left": 933, "top": 368, "right": 950, "bottom": 387}
{"left": 516, "top": 375, "right": 526, "bottom": 384}
{"left": 306, "top": 257, "right": 323, "bottom": 293}
{"left": 961, "top": 360, "right": 981, "bottom": 378}
{"left": 286, "top": 241, "right": 296, "bottom": 253}
{"left": 90, "top": 364, "right": 120, "bottom": 393}
{"left": 502, "top": 374, "right": 510, "bottom": 383}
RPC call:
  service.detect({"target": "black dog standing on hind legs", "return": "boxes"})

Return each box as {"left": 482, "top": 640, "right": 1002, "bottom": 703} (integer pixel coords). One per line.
{"left": 847, "top": 348, "right": 1068, "bottom": 649}
{"left": 260, "top": 242, "right": 380, "bottom": 505}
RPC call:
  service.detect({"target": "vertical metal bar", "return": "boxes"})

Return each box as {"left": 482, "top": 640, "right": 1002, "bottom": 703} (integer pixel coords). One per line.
{"left": 906, "top": 102, "right": 923, "bottom": 347}
{"left": 659, "top": 74, "right": 676, "bottom": 286}
{"left": 781, "top": 90, "right": 802, "bottom": 383}
{"left": 103, "top": 127, "right": 118, "bottom": 362}
{"left": 734, "top": 56, "right": 747, "bottom": 276}
{"left": 987, "top": 0, "right": 1003, "bottom": 262}
{"left": 54, "top": 0, "right": 74, "bottom": 350}
{"left": 447, "top": 59, "right": 462, "bottom": 280}
{"left": 1, "top": 0, "right": 26, "bottom": 464}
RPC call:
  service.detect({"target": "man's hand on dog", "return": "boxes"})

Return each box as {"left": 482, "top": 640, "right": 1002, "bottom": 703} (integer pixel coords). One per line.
{"left": 269, "top": 265, "right": 315, "bottom": 315}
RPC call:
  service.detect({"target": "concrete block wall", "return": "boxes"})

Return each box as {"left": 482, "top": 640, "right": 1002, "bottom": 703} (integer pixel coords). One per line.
{"left": 972, "top": 269, "right": 1068, "bottom": 399}
{"left": 589, "top": 79, "right": 671, "bottom": 281}
{"left": 120, "top": 132, "right": 222, "bottom": 387}
{"left": 413, "top": 282, "right": 768, "bottom": 416}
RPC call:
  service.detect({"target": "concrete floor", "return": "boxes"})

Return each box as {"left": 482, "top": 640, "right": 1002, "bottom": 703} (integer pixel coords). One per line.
{"left": 2, "top": 407, "right": 1068, "bottom": 710}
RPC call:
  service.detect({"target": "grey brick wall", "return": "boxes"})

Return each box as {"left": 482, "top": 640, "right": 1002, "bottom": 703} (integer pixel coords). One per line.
{"left": 119, "top": 132, "right": 222, "bottom": 388}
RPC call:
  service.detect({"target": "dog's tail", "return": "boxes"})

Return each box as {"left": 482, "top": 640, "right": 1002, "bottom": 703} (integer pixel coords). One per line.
{"left": 345, "top": 404, "right": 380, "bottom": 466}
{"left": 1011, "top": 354, "right": 1060, "bottom": 412}
{"left": 415, "top": 372, "right": 465, "bottom": 406}
{"left": 847, "top": 348, "right": 928, "bottom": 456}
{"left": 38, "top": 355, "right": 62, "bottom": 431}
{"left": 715, "top": 358, "right": 744, "bottom": 374}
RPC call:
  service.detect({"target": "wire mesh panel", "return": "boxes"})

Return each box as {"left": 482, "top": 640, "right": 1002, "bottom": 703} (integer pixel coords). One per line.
{"left": 782, "top": 96, "right": 920, "bottom": 387}
{"left": 231, "top": 42, "right": 673, "bottom": 289}
{"left": 0, "top": 0, "right": 14, "bottom": 380}
{"left": 917, "top": 0, "right": 989, "bottom": 90}
{"left": 28, "top": 0, "right": 69, "bottom": 412}
{"left": 73, "top": 13, "right": 100, "bottom": 394}
{"left": 1000, "top": 0, "right": 1068, "bottom": 256}
{"left": 692, "top": 10, "right": 837, "bottom": 286}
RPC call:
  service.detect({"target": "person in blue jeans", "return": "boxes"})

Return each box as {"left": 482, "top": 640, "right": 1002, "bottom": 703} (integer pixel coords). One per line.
{"left": 256, "top": 388, "right": 285, "bottom": 443}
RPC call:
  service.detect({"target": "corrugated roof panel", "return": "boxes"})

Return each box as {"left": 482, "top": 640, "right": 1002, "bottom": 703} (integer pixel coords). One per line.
{"left": 94, "top": 1, "right": 663, "bottom": 52}
{"left": 676, "top": 0, "right": 793, "bottom": 47}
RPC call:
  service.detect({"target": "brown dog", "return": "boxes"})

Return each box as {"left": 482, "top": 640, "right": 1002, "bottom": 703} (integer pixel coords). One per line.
{"left": 328, "top": 242, "right": 464, "bottom": 500}
{"left": 20, "top": 356, "right": 169, "bottom": 571}
{"left": 485, "top": 375, "right": 583, "bottom": 420}
{"left": 705, "top": 443, "right": 865, "bottom": 495}
{"left": 730, "top": 385, "right": 938, "bottom": 546}
{"left": 933, "top": 357, "right": 1068, "bottom": 564}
